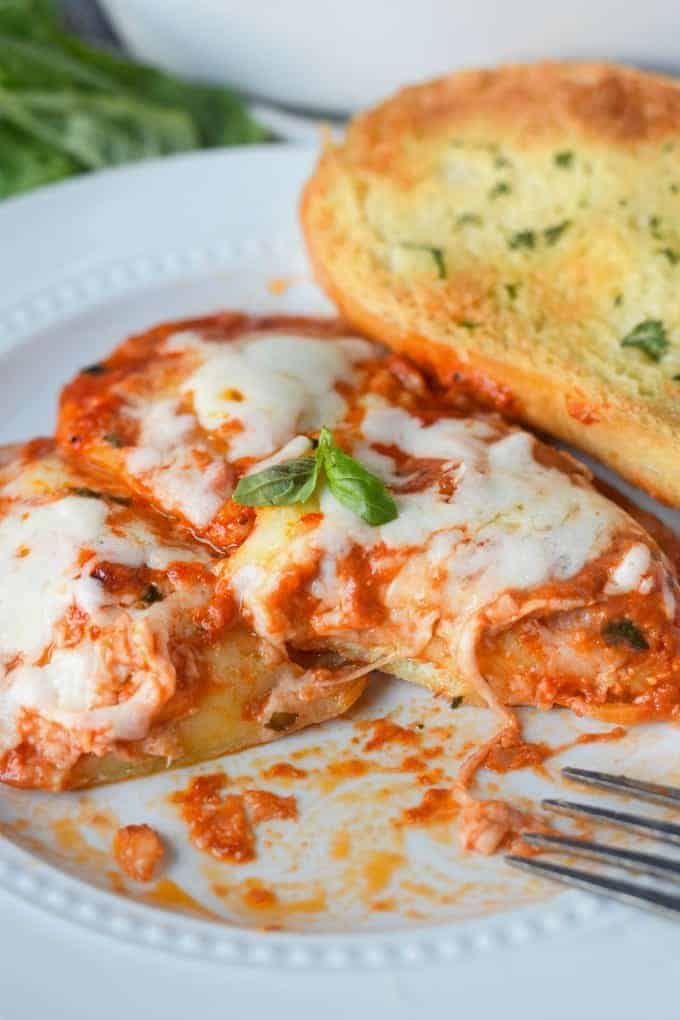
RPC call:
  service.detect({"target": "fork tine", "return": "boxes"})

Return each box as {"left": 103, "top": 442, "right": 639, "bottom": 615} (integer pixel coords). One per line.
{"left": 522, "top": 832, "right": 680, "bottom": 884}
{"left": 542, "top": 798, "right": 680, "bottom": 847}
{"left": 562, "top": 767, "right": 680, "bottom": 808}
{"left": 506, "top": 855, "right": 680, "bottom": 921}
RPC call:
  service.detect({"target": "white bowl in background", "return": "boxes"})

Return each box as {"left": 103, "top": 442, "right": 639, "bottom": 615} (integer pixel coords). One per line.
{"left": 100, "top": 0, "right": 680, "bottom": 115}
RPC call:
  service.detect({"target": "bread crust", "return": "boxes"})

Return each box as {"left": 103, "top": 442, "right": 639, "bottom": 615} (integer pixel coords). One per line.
{"left": 301, "top": 61, "right": 680, "bottom": 507}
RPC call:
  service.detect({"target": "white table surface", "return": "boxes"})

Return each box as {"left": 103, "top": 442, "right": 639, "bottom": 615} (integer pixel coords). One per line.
{"left": 2, "top": 885, "right": 676, "bottom": 1020}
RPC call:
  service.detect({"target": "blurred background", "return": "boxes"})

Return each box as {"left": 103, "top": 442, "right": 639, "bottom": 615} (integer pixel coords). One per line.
{"left": 88, "top": 0, "right": 680, "bottom": 114}
{"left": 2, "top": 0, "right": 679, "bottom": 201}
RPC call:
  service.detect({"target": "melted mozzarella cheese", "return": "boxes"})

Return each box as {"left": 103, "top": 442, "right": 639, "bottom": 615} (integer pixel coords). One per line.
{"left": 0, "top": 488, "right": 210, "bottom": 756}
{"left": 126, "top": 398, "right": 227, "bottom": 527}
{"left": 182, "top": 333, "right": 375, "bottom": 460}
{"left": 361, "top": 399, "right": 498, "bottom": 463}
{"left": 0, "top": 495, "right": 110, "bottom": 665}
{"left": 244, "top": 435, "right": 313, "bottom": 475}
{"left": 124, "top": 331, "right": 375, "bottom": 529}
{"left": 232, "top": 398, "right": 627, "bottom": 652}
{"left": 324, "top": 404, "right": 615, "bottom": 593}
{"left": 606, "top": 542, "right": 652, "bottom": 594}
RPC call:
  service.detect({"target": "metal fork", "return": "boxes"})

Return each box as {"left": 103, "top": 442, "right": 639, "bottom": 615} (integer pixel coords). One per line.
{"left": 506, "top": 767, "right": 680, "bottom": 920}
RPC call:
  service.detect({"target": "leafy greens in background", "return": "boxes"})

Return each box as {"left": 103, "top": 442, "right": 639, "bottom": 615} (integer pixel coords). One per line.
{"left": 0, "top": 0, "right": 268, "bottom": 198}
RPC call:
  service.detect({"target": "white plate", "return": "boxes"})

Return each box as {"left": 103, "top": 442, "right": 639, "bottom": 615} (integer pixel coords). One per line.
{"left": 0, "top": 146, "right": 678, "bottom": 970}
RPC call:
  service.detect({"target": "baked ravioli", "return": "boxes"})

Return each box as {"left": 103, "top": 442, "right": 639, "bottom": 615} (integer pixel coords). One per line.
{"left": 57, "top": 315, "right": 680, "bottom": 734}
{"left": 57, "top": 314, "right": 383, "bottom": 551}
{"left": 0, "top": 441, "right": 367, "bottom": 790}
{"left": 223, "top": 390, "right": 680, "bottom": 728}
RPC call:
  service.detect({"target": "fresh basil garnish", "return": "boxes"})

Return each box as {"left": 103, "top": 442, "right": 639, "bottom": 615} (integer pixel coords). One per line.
{"left": 602, "top": 619, "right": 649, "bottom": 651}
{"left": 318, "top": 427, "right": 398, "bottom": 526}
{"left": 232, "top": 455, "right": 319, "bottom": 507}
{"left": 233, "top": 427, "right": 398, "bottom": 527}
{"left": 621, "top": 320, "right": 669, "bottom": 362}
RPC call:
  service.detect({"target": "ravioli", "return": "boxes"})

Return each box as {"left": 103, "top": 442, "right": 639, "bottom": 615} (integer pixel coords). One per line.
{"left": 57, "top": 314, "right": 383, "bottom": 551}
{"left": 223, "top": 393, "right": 680, "bottom": 727}
{"left": 0, "top": 441, "right": 366, "bottom": 790}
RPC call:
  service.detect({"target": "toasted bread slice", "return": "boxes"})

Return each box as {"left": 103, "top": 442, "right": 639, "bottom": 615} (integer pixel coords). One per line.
{"left": 302, "top": 62, "right": 680, "bottom": 507}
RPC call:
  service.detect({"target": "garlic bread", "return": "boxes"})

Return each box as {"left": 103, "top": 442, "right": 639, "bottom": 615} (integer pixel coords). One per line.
{"left": 302, "top": 62, "right": 680, "bottom": 506}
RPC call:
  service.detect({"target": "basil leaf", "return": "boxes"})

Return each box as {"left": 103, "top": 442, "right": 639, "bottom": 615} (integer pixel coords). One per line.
{"left": 52, "top": 30, "right": 268, "bottom": 148}
{"left": 602, "top": 619, "right": 649, "bottom": 651}
{"left": 621, "top": 319, "right": 669, "bottom": 362}
{"left": 233, "top": 429, "right": 399, "bottom": 526}
{"left": 233, "top": 455, "right": 320, "bottom": 507}
{"left": 0, "top": 31, "right": 118, "bottom": 91}
{"left": 0, "top": 119, "right": 75, "bottom": 198}
{"left": 0, "top": 1, "right": 267, "bottom": 200}
{"left": 318, "top": 427, "right": 398, "bottom": 526}
{"left": 0, "top": 87, "right": 198, "bottom": 170}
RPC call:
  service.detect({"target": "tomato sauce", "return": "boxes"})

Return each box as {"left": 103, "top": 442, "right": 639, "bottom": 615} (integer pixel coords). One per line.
{"left": 113, "top": 823, "right": 164, "bottom": 882}
{"left": 362, "top": 719, "right": 419, "bottom": 752}
{"left": 170, "top": 772, "right": 298, "bottom": 864}
{"left": 398, "top": 787, "right": 459, "bottom": 826}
